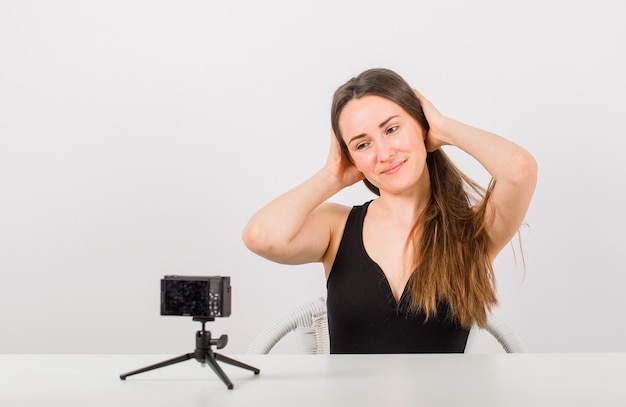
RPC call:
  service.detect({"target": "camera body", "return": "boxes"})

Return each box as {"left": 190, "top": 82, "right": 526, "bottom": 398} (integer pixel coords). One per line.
{"left": 160, "top": 275, "right": 231, "bottom": 318}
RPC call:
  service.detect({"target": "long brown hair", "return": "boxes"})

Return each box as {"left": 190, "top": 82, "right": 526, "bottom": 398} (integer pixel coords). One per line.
{"left": 330, "top": 68, "right": 497, "bottom": 328}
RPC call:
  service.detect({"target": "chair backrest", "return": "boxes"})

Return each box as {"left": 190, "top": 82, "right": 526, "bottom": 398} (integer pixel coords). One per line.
{"left": 246, "top": 296, "right": 527, "bottom": 354}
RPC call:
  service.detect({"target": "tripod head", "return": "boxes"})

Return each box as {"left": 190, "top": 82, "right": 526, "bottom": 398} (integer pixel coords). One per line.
{"left": 192, "top": 316, "right": 228, "bottom": 349}
{"left": 192, "top": 316, "right": 215, "bottom": 324}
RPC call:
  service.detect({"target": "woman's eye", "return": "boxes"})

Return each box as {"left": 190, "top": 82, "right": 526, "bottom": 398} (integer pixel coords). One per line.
{"left": 386, "top": 126, "right": 399, "bottom": 135}
{"left": 356, "top": 142, "right": 369, "bottom": 150}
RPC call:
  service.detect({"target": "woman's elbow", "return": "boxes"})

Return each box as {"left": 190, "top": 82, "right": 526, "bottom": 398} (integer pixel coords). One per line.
{"left": 511, "top": 150, "right": 538, "bottom": 189}
{"left": 241, "top": 223, "right": 268, "bottom": 255}
{"left": 241, "top": 223, "right": 288, "bottom": 262}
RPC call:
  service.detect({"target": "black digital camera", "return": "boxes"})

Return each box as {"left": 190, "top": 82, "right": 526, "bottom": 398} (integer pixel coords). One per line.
{"left": 160, "top": 275, "right": 231, "bottom": 318}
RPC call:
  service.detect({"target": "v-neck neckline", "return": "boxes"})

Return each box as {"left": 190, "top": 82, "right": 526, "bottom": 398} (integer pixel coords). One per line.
{"left": 373, "top": 261, "right": 410, "bottom": 306}
{"left": 358, "top": 201, "right": 410, "bottom": 306}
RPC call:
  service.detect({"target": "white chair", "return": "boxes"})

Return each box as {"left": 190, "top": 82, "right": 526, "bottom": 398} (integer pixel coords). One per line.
{"left": 247, "top": 296, "right": 527, "bottom": 354}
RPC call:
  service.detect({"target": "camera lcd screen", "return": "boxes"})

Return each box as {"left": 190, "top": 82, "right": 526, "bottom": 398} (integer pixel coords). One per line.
{"left": 160, "top": 275, "right": 230, "bottom": 318}
{"left": 161, "top": 278, "right": 211, "bottom": 317}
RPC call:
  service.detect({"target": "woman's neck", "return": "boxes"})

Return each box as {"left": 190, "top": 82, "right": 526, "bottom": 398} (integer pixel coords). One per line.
{"left": 374, "top": 167, "right": 431, "bottom": 226}
{"left": 373, "top": 194, "right": 429, "bottom": 226}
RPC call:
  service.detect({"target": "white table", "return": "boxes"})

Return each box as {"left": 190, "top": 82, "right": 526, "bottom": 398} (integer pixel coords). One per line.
{"left": 1, "top": 353, "right": 624, "bottom": 406}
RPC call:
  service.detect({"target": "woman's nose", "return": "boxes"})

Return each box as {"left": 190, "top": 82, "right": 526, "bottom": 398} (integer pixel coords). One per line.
{"left": 375, "top": 140, "right": 396, "bottom": 162}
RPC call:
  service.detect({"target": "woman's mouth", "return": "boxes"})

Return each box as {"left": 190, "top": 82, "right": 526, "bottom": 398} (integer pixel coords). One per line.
{"left": 380, "top": 160, "right": 406, "bottom": 175}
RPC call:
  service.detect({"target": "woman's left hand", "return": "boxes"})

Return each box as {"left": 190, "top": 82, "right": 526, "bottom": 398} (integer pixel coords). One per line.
{"left": 413, "top": 89, "right": 450, "bottom": 152}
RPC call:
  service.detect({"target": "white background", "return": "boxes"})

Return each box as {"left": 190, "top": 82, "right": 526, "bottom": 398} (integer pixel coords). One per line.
{"left": 1, "top": 0, "right": 625, "bottom": 354}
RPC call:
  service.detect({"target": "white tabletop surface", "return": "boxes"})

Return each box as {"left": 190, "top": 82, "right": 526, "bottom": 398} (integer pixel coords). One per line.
{"left": 1, "top": 353, "right": 624, "bottom": 406}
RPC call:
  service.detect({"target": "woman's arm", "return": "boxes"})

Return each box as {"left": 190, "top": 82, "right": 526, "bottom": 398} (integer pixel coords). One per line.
{"left": 242, "top": 132, "right": 363, "bottom": 265}
{"left": 415, "top": 91, "right": 538, "bottom": 257}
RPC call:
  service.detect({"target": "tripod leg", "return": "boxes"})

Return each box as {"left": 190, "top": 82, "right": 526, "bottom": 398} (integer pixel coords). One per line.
{"left": 120, "top": 353, "right": 194, "bottom": 380}
{"left": 204, "top": 352, "right": 235, "bottom": 389}
{"left": 214, "top": 353, "right": 260, "bottom": 375}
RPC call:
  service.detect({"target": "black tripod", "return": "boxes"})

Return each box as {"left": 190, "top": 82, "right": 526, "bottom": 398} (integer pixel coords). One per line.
{"left": 119, "top": 317, "right": 260, "bottom": 389}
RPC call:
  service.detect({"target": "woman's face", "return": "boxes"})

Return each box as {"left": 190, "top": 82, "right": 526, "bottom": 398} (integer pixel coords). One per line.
{"left": 339, "top": 95, "right": 428, "bottom": 195}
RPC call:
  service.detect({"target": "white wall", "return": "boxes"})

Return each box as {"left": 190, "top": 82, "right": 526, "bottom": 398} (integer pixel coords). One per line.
{"left": 1, "top": 0, "right": 625, "bottom": 354}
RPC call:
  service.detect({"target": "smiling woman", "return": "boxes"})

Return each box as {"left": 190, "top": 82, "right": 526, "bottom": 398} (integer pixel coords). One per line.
{"left": 242, "top": 68, "right": 537, "bottom": 354}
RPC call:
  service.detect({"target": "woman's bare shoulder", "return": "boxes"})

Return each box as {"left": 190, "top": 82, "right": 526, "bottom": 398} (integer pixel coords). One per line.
{"left": 317, "top": 202, "right": 352, "bottom": 225}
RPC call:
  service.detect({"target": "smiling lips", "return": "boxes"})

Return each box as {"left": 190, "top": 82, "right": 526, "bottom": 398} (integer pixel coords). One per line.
{"left": 380, "top": 159, "right": 407, "bottom": 175}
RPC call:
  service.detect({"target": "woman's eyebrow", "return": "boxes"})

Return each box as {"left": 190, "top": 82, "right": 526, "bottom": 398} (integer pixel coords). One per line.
{"left": 348, "top": 115, "right": 399, "bottom": 144}
{"left": 379, "top": 115, "right": 399, "bottom": 129}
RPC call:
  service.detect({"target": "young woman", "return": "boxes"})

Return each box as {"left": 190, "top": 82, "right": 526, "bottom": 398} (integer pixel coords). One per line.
{"left": 242, "top": 68, "right": 537, "bottom": 353}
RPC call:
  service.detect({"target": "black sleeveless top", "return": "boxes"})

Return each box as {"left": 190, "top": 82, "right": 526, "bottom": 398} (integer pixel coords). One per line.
{"left": 326, "top": 201, "right": 469, "bottom": 354}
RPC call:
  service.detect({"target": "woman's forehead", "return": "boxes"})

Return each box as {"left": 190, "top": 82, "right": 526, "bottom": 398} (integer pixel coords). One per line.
{"left": 339, "top": 96, "right": 405, "bottom": 133}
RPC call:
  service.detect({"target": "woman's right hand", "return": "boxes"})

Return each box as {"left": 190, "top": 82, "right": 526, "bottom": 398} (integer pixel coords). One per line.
{"left": 324, "top": 129, "right": 364, "bottom": 188}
